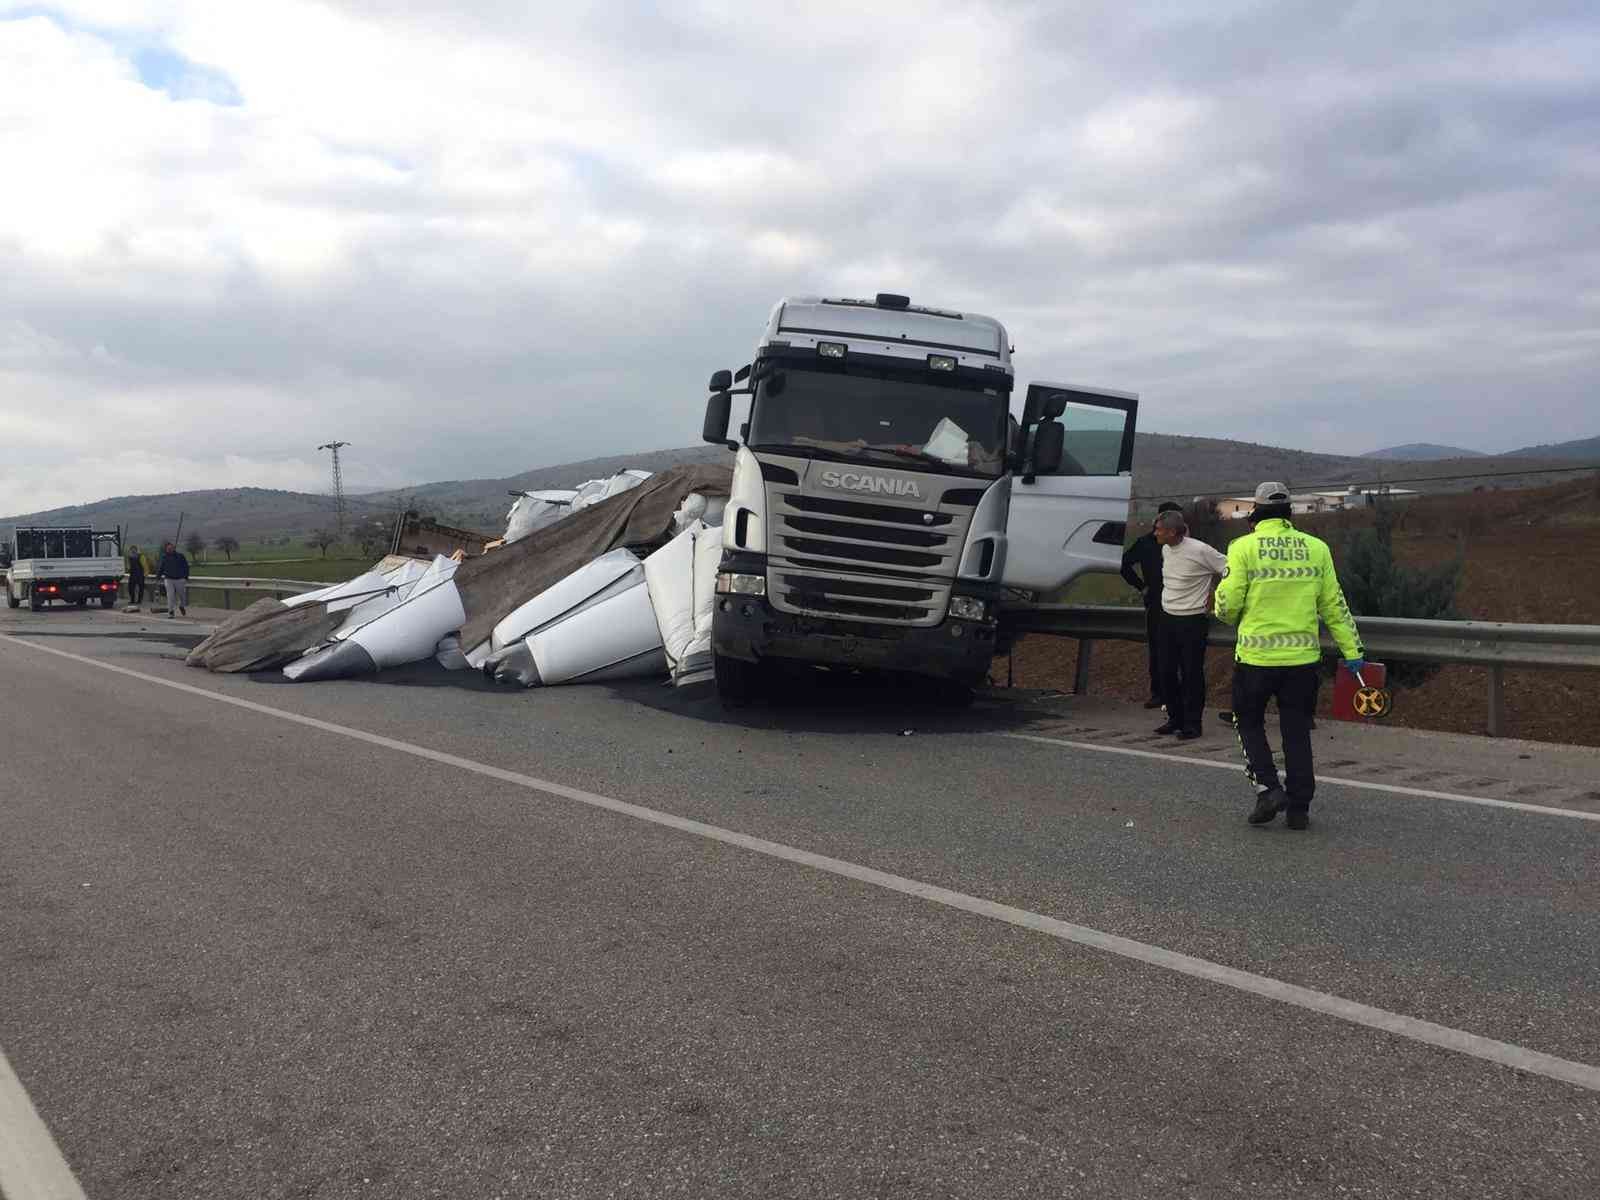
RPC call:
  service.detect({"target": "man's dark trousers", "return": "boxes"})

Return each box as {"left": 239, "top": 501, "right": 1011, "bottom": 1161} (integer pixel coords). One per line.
{"left": 1159, "top": 613, "right": 1210, "bottom": 733}
{"left": 1143, "top": 602, "right": 1163, "bottom": 700}
{"left": 1232, "top": 663, "right": 1320, "bottom": 812}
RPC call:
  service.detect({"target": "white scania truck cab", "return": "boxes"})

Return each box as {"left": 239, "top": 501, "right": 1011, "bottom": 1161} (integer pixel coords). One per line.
{"left": 700, "top": 293, "right": 1138, "bottom": 705}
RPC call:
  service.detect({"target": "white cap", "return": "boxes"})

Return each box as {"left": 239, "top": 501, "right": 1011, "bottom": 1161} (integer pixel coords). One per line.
{"left": 1253, "top": 481, "right": 1290, "bottom": 504}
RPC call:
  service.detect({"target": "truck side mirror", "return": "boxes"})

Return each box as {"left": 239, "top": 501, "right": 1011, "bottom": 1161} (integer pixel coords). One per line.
{"left": 708, "top": 369, "right": 733, "bottom": 392}
{"left": 703, "top": 391, "right": 733, "bottom": 446}
{"left": 1021, "top": 384, "right": 1069, "bottom": 428}
{"left": 1029, "top": 420, "right": 1065, "bottom": 478}
{"left": 734, "top": 364, "right": 751, "bottom": 383}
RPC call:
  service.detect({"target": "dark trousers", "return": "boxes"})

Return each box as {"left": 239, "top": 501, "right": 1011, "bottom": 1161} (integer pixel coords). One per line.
{"left": 1143, "top": 604, "right": 1162, "bottom": 699}
{"left": 128, "top": 575, "right": 145, "bottom": 605}
{"left": 1159, "top": 612, "right": 1210, "bottom": 732}
{"left": 1232, "top": 663, "right": 1320, "bottom": 811}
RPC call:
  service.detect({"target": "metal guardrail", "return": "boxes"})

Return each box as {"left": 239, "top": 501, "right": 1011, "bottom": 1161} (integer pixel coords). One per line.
{"left": 1004, "top": 604, "right": 1600, "bottom": 737}
{"left": 150, "top": 576, "right": 325, "bottom": 609}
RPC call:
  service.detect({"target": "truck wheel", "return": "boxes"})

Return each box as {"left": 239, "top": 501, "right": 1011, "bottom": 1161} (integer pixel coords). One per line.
{"left": 101, "top": 594, "right": 116, "bottom": 609}
{"left": 713, "top": 650, "right": 761, "bottom": 708}
{"left": 5, "top": 585, "right": 17, "bottom": 609}
{"left": 29, "top": 588, "right": 43, "bottom": 612}
{"left": 935, "top": 680, "right": 976, "bottom": 708}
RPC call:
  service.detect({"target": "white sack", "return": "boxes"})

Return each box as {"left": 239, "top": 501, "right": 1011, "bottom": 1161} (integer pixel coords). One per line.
{"left": 687, "top": 522, "right": 724, "bottom": 661}
{"left": 284, "top": 559, "right": 465, "bottom": 681}
{"left": 487, "top": 548, "right": 643, "bottom": 654}
{"left": 525, "top": 575, "right": 665, "bottom": 685}
{"left": 644, "top": 524, "right": 698, "bottom": 669}
{"left": 503, "top": 489, "right": 577, "bottom": 544}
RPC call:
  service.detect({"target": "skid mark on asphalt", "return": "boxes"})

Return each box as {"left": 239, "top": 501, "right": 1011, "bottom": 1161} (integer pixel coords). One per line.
{"left": 1001, "top": 731, "right": 1600, "bottom": 822}
{"left": 6, "top": 633, "right": 1600, "bottom": 1096}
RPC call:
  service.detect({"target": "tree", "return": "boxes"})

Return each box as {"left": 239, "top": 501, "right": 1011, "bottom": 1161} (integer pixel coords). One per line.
{"left": 1332, "top": 500, "right": 1462, "bottom": 686}
{"left": 214, "top": 535, "right": 240, "bottom": 561}
{"left": 306, "top": 529, "right": 337, "bottom": 558}
{"left": 356, "top": 520, "right": 389, "bottom": 559}
{"left": 185, "top": 532, "right": 206, "bottom": 562}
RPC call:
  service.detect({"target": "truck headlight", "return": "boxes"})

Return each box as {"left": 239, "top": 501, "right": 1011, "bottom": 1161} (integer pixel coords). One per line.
{"left": 949, "top": 596, "right": 987, "bottom": 621}
{"left": 716, "top": 572, "right": 766, "bottom": 596}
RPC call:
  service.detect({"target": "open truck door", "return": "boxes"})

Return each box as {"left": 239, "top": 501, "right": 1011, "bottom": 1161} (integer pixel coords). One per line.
{"left": 1002, "top": 381, "right": 1138, "bottom": 595}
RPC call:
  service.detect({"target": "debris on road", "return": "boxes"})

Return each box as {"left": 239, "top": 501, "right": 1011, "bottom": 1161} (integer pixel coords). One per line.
{"left": 184, "top": 464, "right": 733, "bottom": 690}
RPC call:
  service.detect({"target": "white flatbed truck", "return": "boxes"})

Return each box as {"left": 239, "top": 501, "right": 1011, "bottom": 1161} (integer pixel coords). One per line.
{"left": 3, "top": 526, "right": 126, "bottom": 611}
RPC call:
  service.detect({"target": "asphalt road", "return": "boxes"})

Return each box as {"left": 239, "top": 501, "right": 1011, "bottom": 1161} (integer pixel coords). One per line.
{"left": 2, "top": 609, "right": 1597, "bottom": 1199}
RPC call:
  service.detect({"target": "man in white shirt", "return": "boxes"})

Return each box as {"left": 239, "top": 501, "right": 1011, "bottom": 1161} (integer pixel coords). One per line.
{"left": 1153, "top": 510, "right": 1228, "bottom": 739}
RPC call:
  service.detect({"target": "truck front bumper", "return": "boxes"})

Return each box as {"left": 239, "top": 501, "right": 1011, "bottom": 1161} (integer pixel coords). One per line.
{"left": 712, "top": 595, "right": 999, "bottom": 686}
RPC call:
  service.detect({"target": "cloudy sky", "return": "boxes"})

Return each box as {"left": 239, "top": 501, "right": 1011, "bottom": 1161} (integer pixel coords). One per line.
{"left": 2, "top": 0, "right": 1597, "bottom": 515}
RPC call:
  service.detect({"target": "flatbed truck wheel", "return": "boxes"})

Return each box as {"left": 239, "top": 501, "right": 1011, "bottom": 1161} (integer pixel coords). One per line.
{"left": 101, "top": 594, "right": 116, "bottom": 609}
{"left": 29, "top": 587, "right": 43, "bottom": 612}
{"left": 5, "top": 584, "right": 17, "bottom": 609}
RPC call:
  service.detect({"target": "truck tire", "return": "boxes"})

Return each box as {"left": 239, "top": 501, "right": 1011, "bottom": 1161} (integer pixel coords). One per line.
{"left": 101, "top": 594, "right": 116, "bottom": 609}
{"left": 5, "top": 584, "right": 17, "bottom": 609}
{"left": 29, "top": 587, "right": 43, "bottom": 612}
{"left": 713, "top": 650, "right": 761, "bottom": 708}
{"left": 935, "top": 680, "right": 976, "bottom": 708}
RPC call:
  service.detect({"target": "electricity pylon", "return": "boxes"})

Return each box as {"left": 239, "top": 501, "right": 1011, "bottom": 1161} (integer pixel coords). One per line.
{"left": 317, "top": 441, "right": 351, "bottom": 536}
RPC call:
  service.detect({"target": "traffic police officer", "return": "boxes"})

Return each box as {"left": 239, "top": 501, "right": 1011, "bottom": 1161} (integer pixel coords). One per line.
{"left": 1212, "top": 483, "right": 1364, "bottom": 829}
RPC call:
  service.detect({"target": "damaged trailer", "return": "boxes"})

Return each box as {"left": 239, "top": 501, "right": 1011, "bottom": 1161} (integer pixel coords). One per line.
{"left": 184, "top": 464, "right": 733, "bottom": 687}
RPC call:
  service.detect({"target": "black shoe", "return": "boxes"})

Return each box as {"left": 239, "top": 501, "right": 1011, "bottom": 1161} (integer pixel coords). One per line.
{"left": 1177, "top": 728, "right": 1201, "bottom": 741}
{"left": 1248, "top": 788, "right": 1284, "bottom": 825}
{"left": 1154, "top": 722, "right": 1179, "bottom": 735}
{"left": 1143, "top": 697, "right": 1165, "bottom": 709}
{"left": 1285, "top": 809, "right": 1309, "bottom": 830}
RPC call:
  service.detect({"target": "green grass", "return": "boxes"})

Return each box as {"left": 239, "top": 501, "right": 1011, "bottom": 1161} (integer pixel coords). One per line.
{"left": 189, "top": 557, "right": 371, "bottom": 586}
{"left": 1037, "top": 572, "right": 1141, "bottom": 607}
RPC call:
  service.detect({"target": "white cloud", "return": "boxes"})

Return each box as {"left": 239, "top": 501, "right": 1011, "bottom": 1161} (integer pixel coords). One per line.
{"left": 2, "top": 0, "right": 1598, "bottom": 516}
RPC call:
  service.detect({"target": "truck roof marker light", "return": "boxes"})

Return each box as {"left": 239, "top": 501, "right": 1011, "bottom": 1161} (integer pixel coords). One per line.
{"left": 817, "top": 341, "right": 846, "bottom": 359}
{"left": 927, "top": 354, "right": 956, "bottom": 371}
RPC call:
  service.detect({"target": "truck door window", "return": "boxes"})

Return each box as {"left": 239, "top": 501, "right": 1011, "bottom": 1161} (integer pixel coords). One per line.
{"left": 1051, "top": 401, "right": 1133, "bottom": 476}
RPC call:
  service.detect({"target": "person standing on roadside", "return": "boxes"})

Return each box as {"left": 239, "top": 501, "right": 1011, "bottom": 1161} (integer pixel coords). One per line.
{"left": 1121, "top": 501, "right": 1183, "bottom": 709}
{"left": 157, "top": 541, "right": 190, "bottom": 618}
{"left": 125, "top": 543, "right": 147, "bottom": 607}
{"left": 1153, "top": 510, "right": 1228, "bottom": 740}
{"left": 1212, "top": 483, "right": 1364, "bottom": 830}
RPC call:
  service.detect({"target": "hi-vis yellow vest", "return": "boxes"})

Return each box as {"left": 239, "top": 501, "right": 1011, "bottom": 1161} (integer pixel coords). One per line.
{"left": 1212, "top": 518, "right": 1363, "bottom": 667}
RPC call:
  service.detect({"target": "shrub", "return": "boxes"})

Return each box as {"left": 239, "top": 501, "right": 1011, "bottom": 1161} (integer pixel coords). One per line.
{"left": 1332, "top": 501, "right": 1461, "bottom": 685}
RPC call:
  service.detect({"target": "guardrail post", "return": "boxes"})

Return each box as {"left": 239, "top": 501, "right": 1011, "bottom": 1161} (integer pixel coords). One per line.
{"left": 1487, "top": 664, "right": 1505, "bottom": 737}
{"left": 1074, "top": 639, "right": 1093, "bottom": 695}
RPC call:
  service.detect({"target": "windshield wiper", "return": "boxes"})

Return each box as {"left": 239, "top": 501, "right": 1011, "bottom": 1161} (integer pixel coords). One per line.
{"left": 858, "top": 445, "right": 962, "bottom": 469}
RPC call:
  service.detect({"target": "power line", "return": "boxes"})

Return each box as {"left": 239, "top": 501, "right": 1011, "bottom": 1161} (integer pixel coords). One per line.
{"left": 1132, "top": 461, "right": 1600, "bottom": 504}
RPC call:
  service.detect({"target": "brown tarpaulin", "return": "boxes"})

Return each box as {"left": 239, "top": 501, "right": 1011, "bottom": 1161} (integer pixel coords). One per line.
{"left": 184, "top": 598, "right": 346, "bottom": 673}
{"left": 453, "top": 463, "right": 731, "bottom": 652}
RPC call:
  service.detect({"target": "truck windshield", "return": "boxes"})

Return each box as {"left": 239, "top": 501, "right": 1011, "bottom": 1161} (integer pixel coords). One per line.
{"left": 748, "top": 365, "right": 1008, "bottom": 479}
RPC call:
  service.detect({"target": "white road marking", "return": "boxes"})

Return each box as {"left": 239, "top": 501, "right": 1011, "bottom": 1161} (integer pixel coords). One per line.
{"left": 0, "top": 1044, "right": 88, "bottom": 1200}
{"left": 1001, "top": 731, "right": 1600, "bottom": 823}
{"left": 6, "top": 633, "right": 1600, "bottom": 1095}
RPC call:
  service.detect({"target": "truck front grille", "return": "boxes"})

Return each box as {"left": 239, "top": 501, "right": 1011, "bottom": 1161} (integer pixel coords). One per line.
{"left": 765, "top": 478, "right": 977, "bottom": 627}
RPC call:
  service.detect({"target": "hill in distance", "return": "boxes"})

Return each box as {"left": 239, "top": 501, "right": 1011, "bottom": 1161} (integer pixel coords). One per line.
{"left": 1362, "top": 443, "right": 1486, "bottom": 460}
{"left": 1500, "top": 434, "right": 1600, "bottom": 462}
{"left": 5, "top": 436, "right": 1591, "bottom": 547}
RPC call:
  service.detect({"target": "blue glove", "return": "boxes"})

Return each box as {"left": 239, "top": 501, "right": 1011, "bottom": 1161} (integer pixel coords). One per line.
{"left": 1343, "top": 658, "right": 1366, "bottom": 676}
